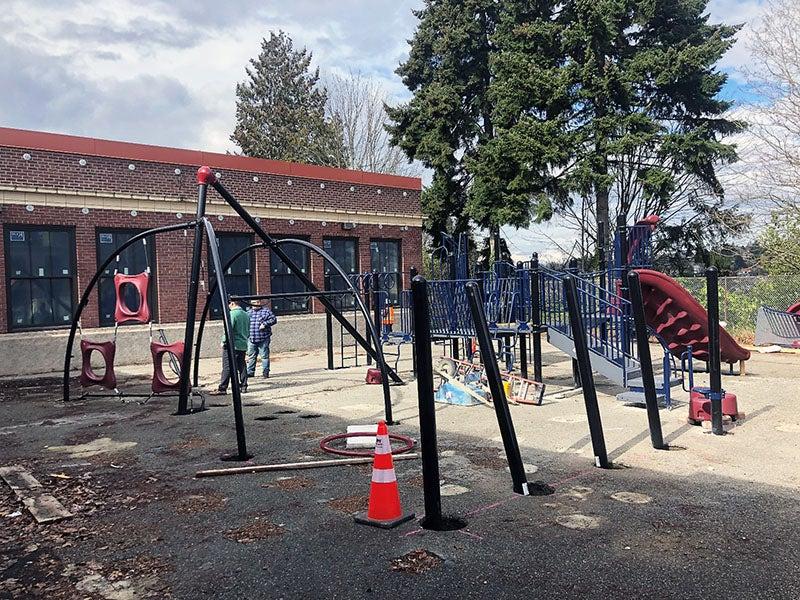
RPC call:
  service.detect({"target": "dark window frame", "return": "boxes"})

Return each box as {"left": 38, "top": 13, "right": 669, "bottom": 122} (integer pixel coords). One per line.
{"left": 95, "top": 227, "right": 159, "bottom": 327}
{"left": 4, "top": 224, "right": 77, "bottom": 332}
{"left": 207, "top": 232, "right": 255, "bottom": 319}
{"left": 270, "top": 234, "right": 312, "bottom": 316}
{"left": 323, "top": 236, "right": 359, "bottom": 310}
{"left": 369, "top": 238, "right": 403, "bottom": 305}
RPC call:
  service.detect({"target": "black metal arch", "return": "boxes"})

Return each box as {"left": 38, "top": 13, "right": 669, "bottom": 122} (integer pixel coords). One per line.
{"left": 62, "top": 221, "right": 197, "bottom": 403}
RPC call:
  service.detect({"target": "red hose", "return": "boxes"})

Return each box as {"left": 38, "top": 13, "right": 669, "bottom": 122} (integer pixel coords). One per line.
{"left": 319, "top": 431, "right": 416, "bottom": 457}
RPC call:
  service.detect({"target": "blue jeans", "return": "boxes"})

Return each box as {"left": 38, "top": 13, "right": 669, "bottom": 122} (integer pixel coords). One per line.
{"left": 246, "top": 339, "right": 270, "bottom": 377}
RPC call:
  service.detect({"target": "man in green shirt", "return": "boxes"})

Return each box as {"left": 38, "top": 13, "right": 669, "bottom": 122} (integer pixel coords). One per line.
{"left": 210, "top": 300, "right": 251, "bottom": 395}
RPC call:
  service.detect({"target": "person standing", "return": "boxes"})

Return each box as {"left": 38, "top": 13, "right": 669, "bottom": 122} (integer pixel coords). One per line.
{"left": 247, "top": 298, "right": 277, "bottom": 378}
{"left": 210, "top": 300, "right": 250, "bottom": 395}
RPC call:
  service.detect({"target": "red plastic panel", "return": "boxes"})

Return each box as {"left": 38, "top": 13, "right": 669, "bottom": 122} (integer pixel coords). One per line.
{"left": 79, "top": 339, "right": 117, "bottom": 390}
{"left": 150, "top": 341, "right": 184, "bottom": 394}
{"left": 114, "top": 272, "right": 150, "bottom": 324}
{"left": 635, "top": 269, "right": 751, "bottom": 364}
{"left": 788, "top": 302, "right": 800, "bottom": 314}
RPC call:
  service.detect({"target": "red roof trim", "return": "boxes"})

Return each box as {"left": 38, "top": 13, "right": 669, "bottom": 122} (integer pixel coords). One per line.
{"left": 0, "top": 126, "right": 422, "bottom": 191}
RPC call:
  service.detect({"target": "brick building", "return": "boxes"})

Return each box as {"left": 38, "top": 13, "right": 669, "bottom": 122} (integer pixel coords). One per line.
{"left": 0, "top": 127, "right": 422, "bottom": 374}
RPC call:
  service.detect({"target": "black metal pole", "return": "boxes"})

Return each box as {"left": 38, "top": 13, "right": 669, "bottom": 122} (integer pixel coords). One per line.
{"left": 465, "top": 281, "right": 531, "bottom": 495}
{"left": 519, "top": 333, "right": 528, "bottom": 378}
{"left": 706, "top": 267, "right": 725, "bottom": 435}
{"left": 326, "top": 309, "right": 334, "bottom": 370}
{"left": 204, "top": 218, "right": 251, "bottom": 461}
{"left": 411, "top": 276, "right": 444, "bottom": 528}
{"left": 409, "top": 267, "right": 418, "bottom": 376}
{"left": 177, "top": 169, "right": 211, "bottom": 415}
{"left": 364, "top": 275, "right": 373, "bottom": 366}
{"left": 530, "top": 253, "right": 543, "bottom": 383}
{"left": 563, "top": 275, "right": 610, "bottom": 468}
{"left": 372, "top": 270, "right": 381, "bottom": 347}
{"left": 627, "top": 271, "right": 666, "bottom": 450}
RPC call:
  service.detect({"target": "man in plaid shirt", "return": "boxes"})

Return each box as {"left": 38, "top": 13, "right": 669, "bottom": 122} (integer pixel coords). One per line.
{"left": 246, "top": 299, "right": 277, "bottom": 378}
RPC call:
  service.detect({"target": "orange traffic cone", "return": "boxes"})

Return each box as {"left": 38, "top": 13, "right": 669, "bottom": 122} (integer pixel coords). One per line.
{"left": 354, "top": 420, "right": 415, "bottom": 529}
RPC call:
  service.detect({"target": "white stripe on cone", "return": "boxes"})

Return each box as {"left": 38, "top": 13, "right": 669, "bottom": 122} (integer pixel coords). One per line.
{"left": 371, "top": 468, "right": 397, "bottom": 484}
{"left": 375, "top": 434, "right": 391, "bottom": 455}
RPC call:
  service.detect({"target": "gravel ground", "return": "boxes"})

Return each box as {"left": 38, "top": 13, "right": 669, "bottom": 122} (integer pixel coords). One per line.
{"left": 1, "top": 342, "right": 799, "bottom": 599}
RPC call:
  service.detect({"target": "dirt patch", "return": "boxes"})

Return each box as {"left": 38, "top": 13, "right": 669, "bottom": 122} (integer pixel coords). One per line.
{"left": 175, "top": 491, "right": 228, "bottom": 514}
{"left": 391, "top": 549, "right": 443, "bottom": 574}
{"left": 293, "top": 430, "right": 324, "bottom": 440}
{"left": 47, "top": 437, "right": 138, "bottom": 458}
{"left": 224, "top": 519, "right": 285, "bottom": 543}
{"left": 263, "top": 476, "right": 314, "bottom": 491}
{"left": 465, "top": 446, "right": 507, "bottom": 470}
{"left": 170, "top": 437, "right": 210, "bottom": 451}
{"left": 327, "top": 494, "right": 369, "bottom": 514}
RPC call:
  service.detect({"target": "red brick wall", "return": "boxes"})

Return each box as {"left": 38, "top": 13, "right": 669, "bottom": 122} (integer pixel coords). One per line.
{"left": 0, "top": 146, "right": 420, "bottom": 216}
{"left": 0, "top": 205, "right": 422, "bottom": 333}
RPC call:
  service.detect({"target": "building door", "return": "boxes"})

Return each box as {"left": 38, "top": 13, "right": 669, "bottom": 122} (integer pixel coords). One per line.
{"left": 5, "top": 226, "right": 76, "bottom": 330}
{"left": 96, "top": 229, "right": 157, "bottom": 326}
{"left": 370, "top": 239, "right": 401, "bottom": 304}
{"left": 323, "top": 238, "right": 358, "bottom": 309}
{"left": 209, "top": 233, "right": 254, "bottom": 318}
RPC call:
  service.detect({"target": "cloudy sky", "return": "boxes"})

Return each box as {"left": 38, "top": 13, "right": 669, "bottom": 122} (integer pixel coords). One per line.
{"left": 0, "top": 0, "right": 769, "bottom": 260}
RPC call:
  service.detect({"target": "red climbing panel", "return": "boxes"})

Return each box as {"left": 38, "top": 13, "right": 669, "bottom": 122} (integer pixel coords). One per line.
{"left": 114, "top": 272, "right": 150, "bottom": 324}
{"left": 150, "top": 340, "right": 184, "bottom": 394}
{"left": 79, "top": 339, "right": 117, "bottom": 390}
{"left": 634, "top": 269, "right": 751, "bottom": 365}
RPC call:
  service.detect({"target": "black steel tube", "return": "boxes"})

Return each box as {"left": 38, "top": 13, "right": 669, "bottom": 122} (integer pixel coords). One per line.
{"left": 465, "top": 281, "right": 530, "bottom": 495}
{"left": 519, "top": 333, "right": 528, "bottom": 379}
{"left": 177, "top": 178, "right": 209, "bottom": 415}
{"left": 411, "top": 276, "right": 444, "bottom": 528}
{"left": 232, "top": 290, "right": 355, "bottom": 301}
{"left": 530, "top": 253, "right": 543, "bottom": 382}
{"left": 364, "top": 275, "right": 373, "bottom": 366}
{"left": 62, "top": 221, "right": 196, "bottom": 403}
{"left": 563, "top": 275, "right": 610, "bottom": 468}
{"left": 203, "top": 219, "right": 251, "bottom": 460}
{"left": 209, "top": 178, "right": 397, "bottom": 420}
{"left": 628, "top": 271, "right": 666, "bottom": 449}
{"left": 326, "top": 310, "right": 334, "bottom": 370}
{"left": 193, "top": 241, "right": 265, "bottom": 388}
{"left": 706, "top": 267, "right": 724, "bottom": 435}
{"left": 372, "top": 270, "right": 381, "bottom": 346}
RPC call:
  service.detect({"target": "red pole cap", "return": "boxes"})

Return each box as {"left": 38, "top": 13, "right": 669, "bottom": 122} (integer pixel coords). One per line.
{"left": 196, "top": 166, "right": 216, "bottom": 185}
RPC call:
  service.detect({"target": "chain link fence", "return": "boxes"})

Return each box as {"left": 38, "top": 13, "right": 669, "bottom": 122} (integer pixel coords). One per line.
{"left": 675, "top": 275, "right": 800, "bottom": 342}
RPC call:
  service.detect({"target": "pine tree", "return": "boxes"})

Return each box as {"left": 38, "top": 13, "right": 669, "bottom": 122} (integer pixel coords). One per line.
{"left": 390, "top": 0, "right": 741, "bottom": 257}
{"left": 231, "top": 31, "right": 345, "bottom": 166}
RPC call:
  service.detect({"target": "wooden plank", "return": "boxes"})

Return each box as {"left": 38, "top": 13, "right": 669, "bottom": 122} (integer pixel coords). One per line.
{"left": 0, "top": 464, "right": 72, "bottom": 523}
{"left": 22, "top": 494, "right": 73, "bottom": 524}
{"left": 196, "top": 453, "right": 419, "bottom": 478}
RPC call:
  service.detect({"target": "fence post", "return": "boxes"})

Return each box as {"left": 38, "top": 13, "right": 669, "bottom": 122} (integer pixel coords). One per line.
{"left": 465, "top": 281, "right": 531, "bottom": 495}
{"left": 326, "top": 308, "right": 334, "bottom": 370}
{"left": 706, "top": 267, "right": 725, "bottom": 435}
{"left": 563, "top": 275, "right": 610, "bottom": 468}
{"left": 411, "top": 276, "right": 446, "bottom": 528}
{"left": 530, "top": 253, "right": 543, "bottom": 382}
{"left": 627, "top": 271, "right": 667, "bottom": 450}
{"left": 364, "top": 274, "right": 373, "bottom": 366}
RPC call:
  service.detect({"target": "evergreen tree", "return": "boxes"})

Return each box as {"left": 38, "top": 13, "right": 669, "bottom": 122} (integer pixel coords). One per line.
{"left": 386, "top": 0, "right": 504, "bottom": 244}
{"left": 231, "top": 31, "right": 345, "bottom": 166}
{"left": 390, "top": 0, "right": 741, "bottom": 257}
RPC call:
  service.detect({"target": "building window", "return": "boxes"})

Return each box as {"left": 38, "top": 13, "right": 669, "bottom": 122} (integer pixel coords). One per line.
{"left": 5, "top": 226, "right": 76, "bottom": 330}
{"left": 323, "top": 237, "right": 358, "bottom": 309}
{"left": 208, "top": 233, "right": 254, "bottom": 319}
{"left": 270, "top": 237, "right": 311, "bottom": 315}
{"left": 370, "top": 239, "right": 402, "bottom": 304}
{"left": 96, "top": 229, "right": 157, "bottom": 326}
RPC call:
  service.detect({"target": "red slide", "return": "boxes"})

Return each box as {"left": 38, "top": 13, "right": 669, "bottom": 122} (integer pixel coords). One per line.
{"left": 634, "top": 269, "right": 751, "bottom": 365}
{"left": 788, "top": 301, "right": 800, "bottom": 315}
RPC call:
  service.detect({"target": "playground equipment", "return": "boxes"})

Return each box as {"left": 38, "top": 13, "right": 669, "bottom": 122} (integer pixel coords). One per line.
{"left": 67, "top": 228, "right": 198, "bottom": 403}
{"left": 63, "top": 166, "right": 398, "bottom": 461}
{"left": 754, "top": 301, "right": 800, "bottom": 348}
